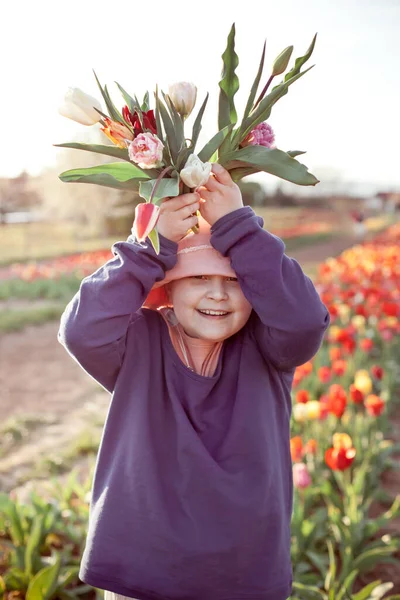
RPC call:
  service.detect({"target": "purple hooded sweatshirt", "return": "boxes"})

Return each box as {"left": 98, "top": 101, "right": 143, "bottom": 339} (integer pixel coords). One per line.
{"left": 58, "top": 206, "right": 330, "bottom": 600}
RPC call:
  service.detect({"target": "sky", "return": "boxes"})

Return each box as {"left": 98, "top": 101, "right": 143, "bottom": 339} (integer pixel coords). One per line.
{"left": 3, "top": 0, "right": 400, "bottom": 193}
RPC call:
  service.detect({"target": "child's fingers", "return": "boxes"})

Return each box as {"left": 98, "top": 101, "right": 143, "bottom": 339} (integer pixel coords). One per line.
{"left": 161, "top": 192, "right": 199, "bottom": 212}
{"left": 211, "top": 163, "right": 233, "bottom": 185}
{"left": 196, "top": 186, "right": 213, "bottom": 201}
{"left": 202, "top": 173, "right": 220, "bottom": 192}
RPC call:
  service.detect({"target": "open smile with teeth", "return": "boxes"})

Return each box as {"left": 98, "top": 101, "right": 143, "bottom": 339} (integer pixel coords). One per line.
{"left": 197, "top": 309, "right": 230, "bottom": 317}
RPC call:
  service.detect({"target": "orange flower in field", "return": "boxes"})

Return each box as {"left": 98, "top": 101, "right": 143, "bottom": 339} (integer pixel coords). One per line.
{"left": 332, "top": 360, "right": 347, "bottom": 377}
{"left": 365, "top": 394, "right": 385, "bottom": 416}
{"left": 360, "top": 338, "right": 374, "bottom": 352}
{"left": 304, "top": 439, "right": 318, "bottom": 455}
{"left": 327, "top": 384, "right": 347, "bottom": 418}
{"left": 296, "top": 390, "right": 310, "bottom": 404}
{"left": 319, "top": 395, "right": 330, "bottom": 420}
{"left": 290, "top": 436, "right": 303, "bottom": 462}
{"left": 371, "top": 365, "right": 384, "bottom": 380}
{"left": 292, "top": 370, "right": 302, "bottom": 388}
{"left": 325, "top": 446, "right": 356, "bottom": 471}
{"left": 349, "top": 385, "right": 364, "bottom": 405}
{"left": 299, "top": 361, "right": 313, "bottom": 376}
{"left": 318, "top": 366, "right": 332, "bottom": 384}
{"left": 329, "top": 347, "right": 342, "bottom": 361}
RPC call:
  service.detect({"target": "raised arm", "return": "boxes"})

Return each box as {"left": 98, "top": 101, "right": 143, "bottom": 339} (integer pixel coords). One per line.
{"left": 210, "top": 206, "right": 330, "bottom": 371}
{"left": 58, "top": 234, "right": 178, "bottom": 392}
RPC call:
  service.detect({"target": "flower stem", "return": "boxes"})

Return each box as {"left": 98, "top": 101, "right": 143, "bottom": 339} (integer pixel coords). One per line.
{"left": 253, "top": 74, "right": 274, "bottom": 110}
{"left": 149, "top": 166, "right": 173, "bottom": 204}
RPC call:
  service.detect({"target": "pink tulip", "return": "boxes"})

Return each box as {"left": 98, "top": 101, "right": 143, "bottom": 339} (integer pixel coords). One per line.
{"left": 241, "top": 122, "right": 275, "bottom": 149}
{"left": 128, "top": 132, "right": 164, "bottom": 169}
{"left": 131, "top": 202, "right": 160, "bottom": 243}
{"left": 293, "top": 463, "right": 312, "bottom": 489}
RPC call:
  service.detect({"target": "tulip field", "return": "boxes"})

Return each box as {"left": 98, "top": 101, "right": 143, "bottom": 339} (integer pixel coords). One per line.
{"left": 0, "top": 221, "right": 400, "bottom": 599}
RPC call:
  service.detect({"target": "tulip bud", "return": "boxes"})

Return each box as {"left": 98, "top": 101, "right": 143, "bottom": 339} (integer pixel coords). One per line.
{"left": 131, "top": 202, "right": 160, "bottom": 243}
{"left": 168, "top": 82, "right": 197, "bottom": 119}
{"left": 180, "top": 154, "right": 211, "bottom": 189}
{"left": 58, "top": 88, "right": 103, "bottom": 125}
{"left": 271, "top": 45, "right": 293, "bottom": 77}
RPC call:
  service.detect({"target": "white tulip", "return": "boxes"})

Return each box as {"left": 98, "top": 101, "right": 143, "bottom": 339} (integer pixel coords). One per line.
{"left": 168, "top": 82, "right": 197, "bottom": 119}
{"left": 58, "top": 87, "right": 103, "bottom": 125}
{"left": 180, "top": 154, "right": 211, "bottom": 189}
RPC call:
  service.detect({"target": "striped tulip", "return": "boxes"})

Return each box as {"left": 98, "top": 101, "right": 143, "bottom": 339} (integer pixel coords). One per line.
{"left": 131, "top": 203, "right": 160, "bottom": 243}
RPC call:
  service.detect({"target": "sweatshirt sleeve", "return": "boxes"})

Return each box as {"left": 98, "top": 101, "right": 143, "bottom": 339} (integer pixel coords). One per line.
{"left": 58, "top": 233, "right": 178, "bottom": 392}
{"left": 210, "top": 206, "right": 330, "bottom": 372}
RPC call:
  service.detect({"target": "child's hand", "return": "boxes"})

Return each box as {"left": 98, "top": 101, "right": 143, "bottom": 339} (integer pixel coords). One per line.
{"left": 196, "top": 163, "right": 244, "bottom": 226}
{"left": 156, "top": 192, "right": 201, "bottom": 243}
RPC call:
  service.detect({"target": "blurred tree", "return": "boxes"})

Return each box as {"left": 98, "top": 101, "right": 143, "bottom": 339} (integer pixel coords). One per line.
{"left": 237, "top": 180, "right": 266, "bottom": 207}
{"left": 34, "top": 125, "right": 139, "bottom": 237}
{"left": 0, "top": 172, "right": 41, "bottom": 225}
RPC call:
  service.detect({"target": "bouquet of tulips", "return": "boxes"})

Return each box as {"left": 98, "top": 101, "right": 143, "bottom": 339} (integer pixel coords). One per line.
{"left": 57, "top": 24, "right": 318, "bottom": 253}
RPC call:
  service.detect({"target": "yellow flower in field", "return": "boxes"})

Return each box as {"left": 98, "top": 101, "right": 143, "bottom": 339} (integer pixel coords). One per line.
{"left": 305, "top": 401, "right": 321, "bottom": 420}
{"left": 293, "top": 403, "right": 308, "bottom": 423}
{"left": 387, "top": 317, "right": 397, "bottom": 328}
{"left": 333, "top": 432, "right": 353, "bottom": 449}
{"left": 351, "top": 315, "right": 366, "bottom": 331}
{"left": 329, "top": 326, "right": 341, "bottom": 341}
{"left": 354, "top": 370, "right": 373, "bottom": 395}
{"left": 337, "top": 304, "right": 351, "bottom": 323}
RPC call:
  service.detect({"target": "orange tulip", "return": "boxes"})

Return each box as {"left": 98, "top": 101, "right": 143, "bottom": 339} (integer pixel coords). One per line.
{"left": 304, "top": 439, "right": 318, "bottom": 455}
{"left": 329, "top": 347, "right": 342, "bottom": 361}
{"left": 295, "top": 390, "right": 310, "bottom": 404}
{"left": 365, "top": 394, "right": 385, "bottom": 416}
{"left": 360, "top": 338, "right": 374, "bottom": 352}
{"left": 332, "top": 360, "right": 347, "bottom": 377}
{"left": 101, "top": 117, "right": 134, "bottom": 148}
{"left": 290, "top": 436, "right": 303, "bottom": 462}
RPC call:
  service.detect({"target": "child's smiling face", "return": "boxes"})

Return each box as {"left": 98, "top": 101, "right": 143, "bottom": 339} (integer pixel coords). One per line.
{"left": 166, "top": 275, "right": 252, "bottom": 341}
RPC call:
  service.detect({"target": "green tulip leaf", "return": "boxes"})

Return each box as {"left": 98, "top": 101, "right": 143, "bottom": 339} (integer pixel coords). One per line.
{"left": 241, "top": 41, "right": 266, "bottom": 127}
{"left": 218, "top": 23, "right": 239, "bottom": 130}
{"left": 240, "top": 66, "right": 314, "bottom": 142}
{"left": 148, "top": 228, "right": 160, "bottom": 255}
{"left": 26, "top": 555, "right": 61, "bottom": 600}
{"left": 93, "top": 71, "right": 123, "bottom": 123}
{"left": 287, "top": 149, "right": 306, "bottom": 157}
{"left": 142, "top": 91, "right": 150, "bottom": 112}
{"left": 139, "top": 177, "right": 180, "bottom": 203}
{"left": 59, "top": 162, "right": 153, "bottom": 191}
{"left": 283, "top": 33, "right": 317, "bottom": 83}
{"left": 191, "top": 93, "right": 209, "bottom": 151}
{"left": 158, "top": 96, "right": 180, "bottom": 163}
{"left": 198, "top": 125, "right": 233, "bottom": 163}
{"left": 162, "top": 91, "right": 185, "bottom": 156}
{"left": 220, "top": 145, "right": 319, "bottom": 186}
{"left": 54, "top": 142, "right": 130, "bottom": 161}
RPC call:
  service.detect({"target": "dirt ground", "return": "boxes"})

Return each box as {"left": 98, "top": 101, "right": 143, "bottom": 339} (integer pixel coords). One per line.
{"left": 1, "top": 231, "right": 399, "bottom": 592}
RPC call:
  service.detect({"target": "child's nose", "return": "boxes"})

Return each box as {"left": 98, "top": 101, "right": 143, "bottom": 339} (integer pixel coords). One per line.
{"left": 206, "top": 280, "right": 229, "bottom": 300}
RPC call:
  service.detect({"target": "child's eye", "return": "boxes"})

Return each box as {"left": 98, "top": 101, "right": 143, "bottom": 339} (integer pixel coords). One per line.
{"left": 192, "top": 275, "right": 207, "bottom": 280}
{"left": 227, "top": 277, "right": 238, "bottom": 282}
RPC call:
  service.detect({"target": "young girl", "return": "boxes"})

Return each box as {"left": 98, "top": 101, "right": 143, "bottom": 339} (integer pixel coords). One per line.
{"left": 59, "top": 163, "right": 330, "bottom": 600}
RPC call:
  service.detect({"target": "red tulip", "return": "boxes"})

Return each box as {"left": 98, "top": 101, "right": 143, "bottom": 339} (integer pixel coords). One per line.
{"left": 365, "top": 394, "right": 385, "bottom": 416}
{"left": 371, "top": 365, "right": 384, "bottom": 380}
{"left": 318, "top": 366, "right": 332, "bottom": 384}
{"left": 325, "top": 446, "right": 356, "bottom": 471}
{"left": 349, "top": 385, "right": 364, "bottom": 405}
{"left": 123, "top": 106, "right": 157, "bottom": 136}
{"left": 132, "top": 202, "right": 160, "bottom": 243}
{"left": 360, "top": 338, "right": 374, "bottom": 352}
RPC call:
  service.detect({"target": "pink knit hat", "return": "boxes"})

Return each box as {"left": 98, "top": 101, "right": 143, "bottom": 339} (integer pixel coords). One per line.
{"left": 143, "top": 215, "right": 236, "bottom": 310}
